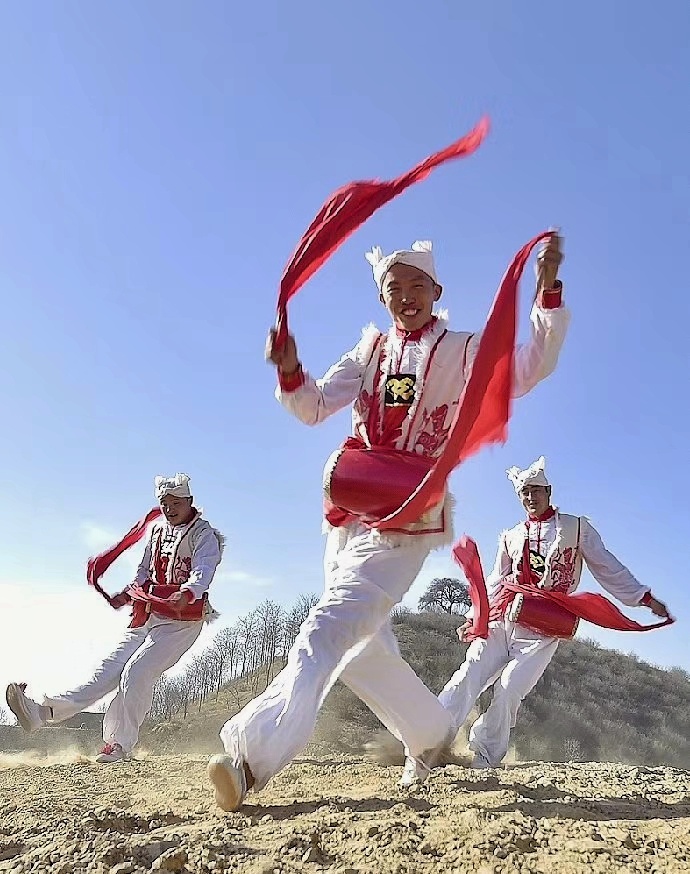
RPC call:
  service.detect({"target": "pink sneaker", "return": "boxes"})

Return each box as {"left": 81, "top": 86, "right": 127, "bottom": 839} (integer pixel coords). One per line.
{"left": 95, "top": 743, "right": 126, "bottom": 764}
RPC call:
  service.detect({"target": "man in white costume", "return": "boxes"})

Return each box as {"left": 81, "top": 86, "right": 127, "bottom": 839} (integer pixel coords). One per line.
{"left": 400, "top": 456, "right": 670, "bottom": 782}
{"left": 207, "top": 237, "right": 570, "bottom": 810}
{"left": 6, "top": 473, "right": 223, "bottom": 763}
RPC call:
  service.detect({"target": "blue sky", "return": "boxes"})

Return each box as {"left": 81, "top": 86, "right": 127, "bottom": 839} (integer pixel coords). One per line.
{"left": 1, "top": 1, "right": 689, "bottom": 703}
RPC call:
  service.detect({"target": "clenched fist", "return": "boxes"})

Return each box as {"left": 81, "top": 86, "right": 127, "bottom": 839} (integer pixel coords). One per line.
{"left": 265, "top": 328, "right": 300, "bottom": 375}
{"left": 646, "top": 595, "right": 671, "bottom": 619}
{"left": 536, "top": 230, "right": 564, "bottom": 293}
{"left": 168, "top": 590, "right": 193, "bottom": 607}
{"left": 110, "top": 591, "right": 131, "bottom": 610}
{"left": 456, "top": 620, "right": 471, "bottom": 642}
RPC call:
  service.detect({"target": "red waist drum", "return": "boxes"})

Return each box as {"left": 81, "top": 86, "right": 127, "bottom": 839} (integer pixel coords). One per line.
{"left": 323, "top": 445, "right": 438, "bottom": 522}
{"left": 141, "top": 584, "right": 206, "bottom": 622}
{"left": 507, "top": 592, "right": 579, "bottom": 639}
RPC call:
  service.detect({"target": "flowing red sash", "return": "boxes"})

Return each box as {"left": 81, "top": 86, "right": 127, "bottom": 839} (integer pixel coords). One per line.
{"left": 86, "top": 507, "right": 162, "bottom": 607}
{"left": 274, "top": 117, "right": 490, "bottom": 345}
{"left": 452, "top": 536, "right": 674, "bottom": 640}
{"left": 453, "top": 536, "right": 490, "bottom": 641}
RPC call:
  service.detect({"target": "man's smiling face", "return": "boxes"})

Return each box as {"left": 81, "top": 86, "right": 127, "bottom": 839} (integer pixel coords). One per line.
{"left": 159, "top": 494, "right": 194, "bottom": 525}
{"left": 379, "top": 263, "right": 442, "bottom": 332}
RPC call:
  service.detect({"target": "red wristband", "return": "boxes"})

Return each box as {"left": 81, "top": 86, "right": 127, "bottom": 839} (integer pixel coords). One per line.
{"left": 538, "top": 280, "right": 563, "bottom": 309}
{"left": 278, "top": 364, "right": 306, "bottom": 392}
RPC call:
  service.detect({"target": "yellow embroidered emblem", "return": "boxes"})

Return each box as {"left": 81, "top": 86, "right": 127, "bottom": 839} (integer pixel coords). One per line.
{"left": 385, "top": 374, "right": 416, "bottom": 406}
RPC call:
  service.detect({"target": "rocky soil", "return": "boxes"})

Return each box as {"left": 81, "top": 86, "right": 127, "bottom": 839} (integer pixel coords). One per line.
{"left": 1, "top": 753, "right": 689, "bottom": 873}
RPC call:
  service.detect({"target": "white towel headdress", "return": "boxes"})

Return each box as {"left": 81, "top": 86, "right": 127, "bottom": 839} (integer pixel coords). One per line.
{"left": 365, "top": 240, "right": 437, "bottom": 290}
{"left": 506, "top": 456, "right": 550, "bottom": 493}
{"left": 155, "top": 473, "right": 192, "bottom": 500}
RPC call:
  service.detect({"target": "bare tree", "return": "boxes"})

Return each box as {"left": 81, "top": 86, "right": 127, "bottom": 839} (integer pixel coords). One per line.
{"left": 236, "top": 609, "right": 259, "bottom": 679}
{"left": 151, "top": 675, "right": 186, "bottom": 722}
{"left": 210, "top": 625, "right": 241, "bottom": 694}
{"left": 143, "top": 592, "right": 326, "bottom": 727}
{"left": 195, "top": 649, "right": 219, "bottom": 711}
{"left": 0, "top": 703, "right": 10, "bottom": 725}
{"left": 252, "top": 600, "right": 286, "bottom": 690}
{"left": 418, "top": 577, "right": 471, "bottom": 614}
{"left": 391, "top": 604, "right": 412, "bottom": 623}
{"left": 283, "top": 593, "right": 319, "bottom": 660}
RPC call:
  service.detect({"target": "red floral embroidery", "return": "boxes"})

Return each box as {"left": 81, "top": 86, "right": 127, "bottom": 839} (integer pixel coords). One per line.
{"left": 354, "top": 388, "right": 375, "bottom": 443}
{"left": 354, "top": 388, "right": 373, "bottom": 419}
{"left": 550, "top": 547, "right": 577, "bottom": 593}
{"left": 172, "top": 556, "right": 192, "bottom": 588}
{"left": 414, "top": 404, "right": 450, "bottom": 457}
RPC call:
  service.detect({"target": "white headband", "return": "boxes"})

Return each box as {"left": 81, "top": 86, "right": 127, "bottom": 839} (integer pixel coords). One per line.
{"left": 155, "top": 473, "right": 192, "bottom": 500}
{"left": 506, "top": 456, "right": 550, "bottom": 493}
{"left": 365, "top": 240, "right": 438, "bottom": 291}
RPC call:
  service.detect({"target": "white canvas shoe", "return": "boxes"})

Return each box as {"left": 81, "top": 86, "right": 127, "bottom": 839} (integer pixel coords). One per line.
{"left": 207, "top": 755, "right": 247, "bottom": 812}
{"left": 5, "top": 683, "right": 49, "bottom": 733}
{"left": 95, "top": 743, "right": 126, "bottom": 764}
{"left": 398, "top": 756, "right": 431, "bottom": 788}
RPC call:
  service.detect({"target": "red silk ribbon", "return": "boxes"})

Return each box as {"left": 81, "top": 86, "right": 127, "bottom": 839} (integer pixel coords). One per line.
{"left": 275, "top": 117, "right": 490, "bottom": 345}
{"left": 86, "top": 507, "right": 162, "bottom": 607}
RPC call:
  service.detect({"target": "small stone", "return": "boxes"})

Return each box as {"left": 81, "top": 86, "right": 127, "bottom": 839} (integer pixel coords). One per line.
{"left": 109, "top": 865, "right": 135, "bottom": 874}
{"left": 301, "top": 847, "right": 320, "bottom": 863}
{"left": 493, "top": 847, "right": 509, "bottom": 859}
{"left": 367, "top": 825, "right": 379, "bottom": 837}
{"left": 151, "top": 848, "right": 188, "bottom": 872}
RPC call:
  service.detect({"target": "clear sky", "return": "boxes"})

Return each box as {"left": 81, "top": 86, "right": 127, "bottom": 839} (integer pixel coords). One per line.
{"left": 1, "top": 1, "right": 689, "bottom": 708}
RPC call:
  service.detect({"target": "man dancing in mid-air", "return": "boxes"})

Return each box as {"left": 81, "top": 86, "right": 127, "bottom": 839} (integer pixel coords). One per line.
{"left": 207, "top": 234, "right": 570, "bottom": 810}
{"left": 7, "top": 473, "right": 223, "bottom": 763}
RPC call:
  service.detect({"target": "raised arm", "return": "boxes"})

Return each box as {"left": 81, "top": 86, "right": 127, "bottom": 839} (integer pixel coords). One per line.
{"left": 463, "top": 234, "right": 570, "bottom": 397}
{"left": 512, "top": 288, "right": 571, "bottom": 398}
{"left": 267, "top": 327, "right": 374, "bottom": 426}
{"left": 513, "top": 232, "right": 569, "bottom": 397}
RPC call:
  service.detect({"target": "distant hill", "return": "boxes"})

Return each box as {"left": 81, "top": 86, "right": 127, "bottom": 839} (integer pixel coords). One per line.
{"left": 4, "top": 607, "right": 687, "bottom": 766}
{"left": 141, "top": 610, "right": 690, "bottom": 769}
{"left": 324, "top": 611, "right": 690, "bottom": 768}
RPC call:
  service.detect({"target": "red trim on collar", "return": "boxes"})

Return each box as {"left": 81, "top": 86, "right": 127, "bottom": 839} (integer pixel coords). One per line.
{"left": 394, "top": 315, "right": 437, "bottom": 341}
{"left": 527, "top": 506, "right": 556, "bottom": 522}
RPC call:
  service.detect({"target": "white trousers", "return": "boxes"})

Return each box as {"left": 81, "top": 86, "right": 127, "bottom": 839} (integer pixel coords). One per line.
{"left": 45, "top": 616, "right": 202, "bottom": 752}
{"left": 438, "top": 621, "right": 558, "bottom": 766}
{"left": 220, "top": 526, "right": 453, "bottom": 790}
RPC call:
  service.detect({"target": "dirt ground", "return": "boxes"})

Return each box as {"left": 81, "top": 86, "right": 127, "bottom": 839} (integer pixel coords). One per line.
{"left": 1, "top": 752, "right": 689, "bottom": 874}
